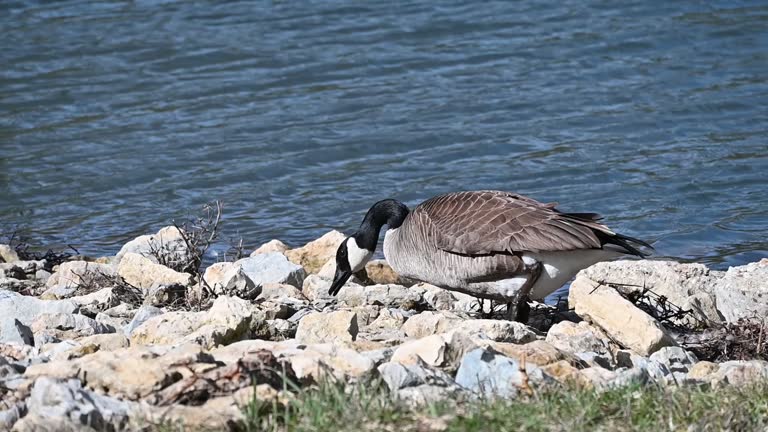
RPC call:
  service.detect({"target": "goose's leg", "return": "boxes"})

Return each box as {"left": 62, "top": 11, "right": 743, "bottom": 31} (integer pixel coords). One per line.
{"left": 504, "top": 262, "right": 542, "bottom": 323}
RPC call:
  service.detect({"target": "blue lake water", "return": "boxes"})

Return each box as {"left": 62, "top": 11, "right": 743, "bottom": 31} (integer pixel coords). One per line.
{"left": 1, "top": 0, "right": 767, "bottom": 270}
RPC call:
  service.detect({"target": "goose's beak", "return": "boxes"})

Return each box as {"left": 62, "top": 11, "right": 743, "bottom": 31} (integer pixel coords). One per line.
{"left": 329, "top": 267, "right": 352, "bottom": 296}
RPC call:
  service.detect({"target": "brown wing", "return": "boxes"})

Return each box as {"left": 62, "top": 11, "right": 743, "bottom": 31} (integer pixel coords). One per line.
{"left": 414, "top": 190, "right": 613, "bottom": 255}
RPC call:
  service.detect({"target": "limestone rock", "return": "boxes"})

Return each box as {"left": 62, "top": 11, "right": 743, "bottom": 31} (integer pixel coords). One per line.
{"left": 289, "top": 344, "right": 375, "bottom": 381}
{"left": 477, "top": 340, "right": 585, "bottom": 368}
{"left": 235, "top": 253, "right": 306, "bottom": 288}
{"left": 114, "top": 225, "right": 192, "bottom": 270}
{"left": 421, "top": 283, "right": 458, "bottom": 310}
{"left": 284, "top": 230, "right": 346, "bottom": 274}
{"left": 649, "top": 346, "right": 698, "bottom": 374}
{"left": 715, "top": 261, "right": 768, "bottom": 323}
{"left": 303, "top": 274, "right": 363, "bottom": 302}
{"left": 0, "top": 291, "right": 78, "bottom": 342}
{"left": 402, "top": 311, "right": 465, "bottom": 339}
{"left": 364, "top": 259, "right": 414, "bottom": 286}
{"left": 391, "top": 335, "right": 448, "bottom": 367}
{"left": 45, "top": 261, "right": 117, "bottom": 290}
{"left": 378, "top": 359, "right": 463, "bottom": 403}
{"left": 123, "top": 305, "right": 163, "bottom": 336}
{"left": 76, "top": 333, "right": 130, "bottom": 352}
{"left": 0, "top": 244, "right": 20, "bottom": 263}
{"left": 1, "top": 319, "right": 34, "bottom": 346}
{"left": 31, "top": 313, "right": 115, "bottom": 340}
{"left": 367, "top": 308, "right": 407, "bottom": 331}
{"left": 569, "top": 274, "right": 677, "bottom": 356}
{"left": 546, "top": 321, "right": 610, "bottom": 355}
{"left": 251, "top": 239, "right": 290, "bottom": 255}
{"left": 455, "top": 348, "right": 554, "bottom": 398}
{"left": 296, "top": 311, "right": 358, "bottom": 344}
{"left": 453, "top": 320, "right": 539, "bottom": 344}
{"left": 117, "top": 252, "right": 192, "bottom": 291}
{"left": 202, "top": 262, "right": 259, "bottom": 298}
{"left": 130, "top": 296, "right": 252, "bottom": 348}
{"left": 338, "top": 283, "right": 425, "bottom": 309}
{"left": 258, "top": 282, "right": 305, "bottom": 300}
{"left": 711, "top": 360, "right": 768, "bottom": 387}
{"left": 579, "top": 260, "right": 723, "bottom": 324}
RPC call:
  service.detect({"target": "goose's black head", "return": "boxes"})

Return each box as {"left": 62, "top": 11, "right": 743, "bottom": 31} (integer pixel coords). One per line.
{"left": 328, "top": 199, "right": 409, "bottom": 296}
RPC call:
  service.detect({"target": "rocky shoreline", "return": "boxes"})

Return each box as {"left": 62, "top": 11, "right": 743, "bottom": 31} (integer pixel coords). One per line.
{"left": 1, "top": 227, "right": 767, "bottom": 431}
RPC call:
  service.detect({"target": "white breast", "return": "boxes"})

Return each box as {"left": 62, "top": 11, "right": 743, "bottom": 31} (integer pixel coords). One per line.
{"left": 524, "top": 249, "right": 624, "bottom": 300}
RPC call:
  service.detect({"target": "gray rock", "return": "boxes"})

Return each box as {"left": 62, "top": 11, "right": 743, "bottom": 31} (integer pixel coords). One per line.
{"left": 711, "top": 360, "right": 768, "bottom": 387}
{"left": 0, "top": 291, "right": 78, "bottom": 340}
{"left": 68, "top": 288, "right": 119, "bottom": 316}
{"left": 575, "top": 352, "right": 613, "bottom": 370}
{"left": 421, "top": 283, "right": 457, "bottom": 310}
{"left": 235, "top": 253, "right": 306, "bottom": 288}
{"left": 202, "top": 262, "right": 260, "bottom": 298}
{"left": 123, "top": 305, "right": 163, "bottom": 336}
{"left": 0, "top": 277, "right": 43, "bottom": 294}
{"left": 455, "top": 348, "right": 554, "bottom": 398}
{"left": 31, "top": 313, "right": 115, "bottom": 339}
{"left": 649, "top": 346, "right": 698, "bottom": 374}
{"left": 378, "top": 360, "right": 456, "bottom": 391}
{"left": 338, "top": 283, "right": 425, "bottom": 309}
{"left": 96, "top": 303, "right": 136, "bottom": 329}
{"left": 1, "top": 319, "right": 34, "bottom": 346}
{"left": 546, "top": 321, "right": 610, "bottom": 355}
{"left": 19, "top": 377, "right": 135, "bottom": 431}
{"left": 0, "top": 402, "right": 26, "bottom": 431}
{"left": 580, "top": 366, "right": 651, "bottom": 390}
{"left": 0, "top": 264, "right": 25, "bottom": 280}
{"left": 715, "top": 261, "right": 768, "bottom": 323}
{"left": 361, "top": 348, "right": 393, "bottom": 367}
{"left": 615, "top": 350, "right": 671, "bottom": 383}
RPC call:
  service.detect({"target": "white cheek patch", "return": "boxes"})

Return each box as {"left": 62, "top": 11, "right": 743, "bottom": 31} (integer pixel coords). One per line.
{"left": 347, "top": 238, "right": 373, "bottom": 272}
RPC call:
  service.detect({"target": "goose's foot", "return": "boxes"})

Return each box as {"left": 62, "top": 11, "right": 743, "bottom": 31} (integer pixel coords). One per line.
{"left": 505, "top": 297, "right": 531, "bottom": 323}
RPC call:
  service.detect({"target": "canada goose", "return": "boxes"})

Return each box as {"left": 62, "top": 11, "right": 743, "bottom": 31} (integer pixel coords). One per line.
{"left": 329, "top": 190, "right": 652, "bottom": 321}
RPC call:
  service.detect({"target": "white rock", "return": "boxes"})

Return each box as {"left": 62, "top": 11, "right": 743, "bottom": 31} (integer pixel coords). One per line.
{"left": 338, "top": 283, "right": 425, "bottom": 308}
{"left": 0, "top": 244, "right": 20, "bottom": 263}
{"left": 715, "top": 261, "right": 768, "bottom": 323}
{"left": 235, "top": 253, "right": 306, "bottom": 288}
{"left": 31, "top": 313, "right": 115, "bottom": 339}
{"left": 453, "top": 320, "right": 539, "bottom": 344}
{"left": 0, "top": 290, "right": 78, "bottom": 341}
{"left": 202, "top": 262, "right": 258, "bottom": 297}
{"left": 114, "top": 225, "right": 192, "bottom": 269}
{"left": 649, "top": 346, "right": 698, "bottom": 374}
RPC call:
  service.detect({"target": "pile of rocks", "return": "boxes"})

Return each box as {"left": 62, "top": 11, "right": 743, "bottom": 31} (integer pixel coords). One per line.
{"left": 1, "top": 228, "right": 767, "bottom": 431}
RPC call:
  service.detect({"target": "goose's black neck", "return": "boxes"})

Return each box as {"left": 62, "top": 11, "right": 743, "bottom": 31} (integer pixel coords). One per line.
{"left": 353, "top": 199, "right": 410, "bottom": 251}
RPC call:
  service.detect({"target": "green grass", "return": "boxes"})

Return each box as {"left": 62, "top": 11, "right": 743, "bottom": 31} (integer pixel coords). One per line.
{"left": 244, "top": 380, "right": 768, "bottom": 432}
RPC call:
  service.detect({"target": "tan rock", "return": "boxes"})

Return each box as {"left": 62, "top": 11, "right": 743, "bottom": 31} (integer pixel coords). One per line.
{"left": 545, "top": 321, "right": 610, "bottom": 354}
{"left": 45, "top": 261, "right": 117, "bottom": 289}
{"left": 364, "top": 259, "right": 414, "bottom": 286}
{"left": 569, "top": 275, "right": 677, "bottom": 356}
{"left": 285, "top": 230, "right": 346, "bottom": 273}
{"left": 401, "top": 311, "right": 465, "bottom": 338}
{"left": 296, "top": 310, "right": 358, "bottom": 343}
{"left": 114, "top": 225, "right": 191, "bottom": 268}
{"left": 130, "top": 296, "right": 252, "bottom": 348}
{"left": 289, "top": 343, "right": 375, "bottom": 381}
{"left": 0, "top": 244, "right": 20, "bottom": 263}
{"left": 711, "top": 360, "right": 768, "bottom": 387}
{"left": 77, "top": 333, "right": 130, "bottom": 351}
{"left": 251, "top": 239, "right": 290, "bottom": 256}
{"left": 541, "top": 360, "right": 591, "bottom": 387}
{"left": 479, "top": 340, "right": 585, "bottom": 367}
{"left": 687, "top": 361, "right": 719, "bottom": 381}
{"left": 391, "top": 335, "right": 448, "bottom": 367}
{"left": 367, "top": 308, "right": 407, "bottom": 331}
{"left": 258, "top": 282, "right": 305, "bottom": 300}
{"left": 24, "top": 344, "right": 214, "bottom": 400}
{"left": 117, "top": 252, "right": 192, "bottom": 290}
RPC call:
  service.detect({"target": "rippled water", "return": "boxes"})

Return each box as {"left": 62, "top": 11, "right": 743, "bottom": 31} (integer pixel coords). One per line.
{"left": 1, "top": 0, "right": 767, "bottom": 269}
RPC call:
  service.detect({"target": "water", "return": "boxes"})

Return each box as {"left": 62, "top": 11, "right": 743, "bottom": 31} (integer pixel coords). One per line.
{"left": 1, "top": 0, "right": 767, "bottom": 270}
